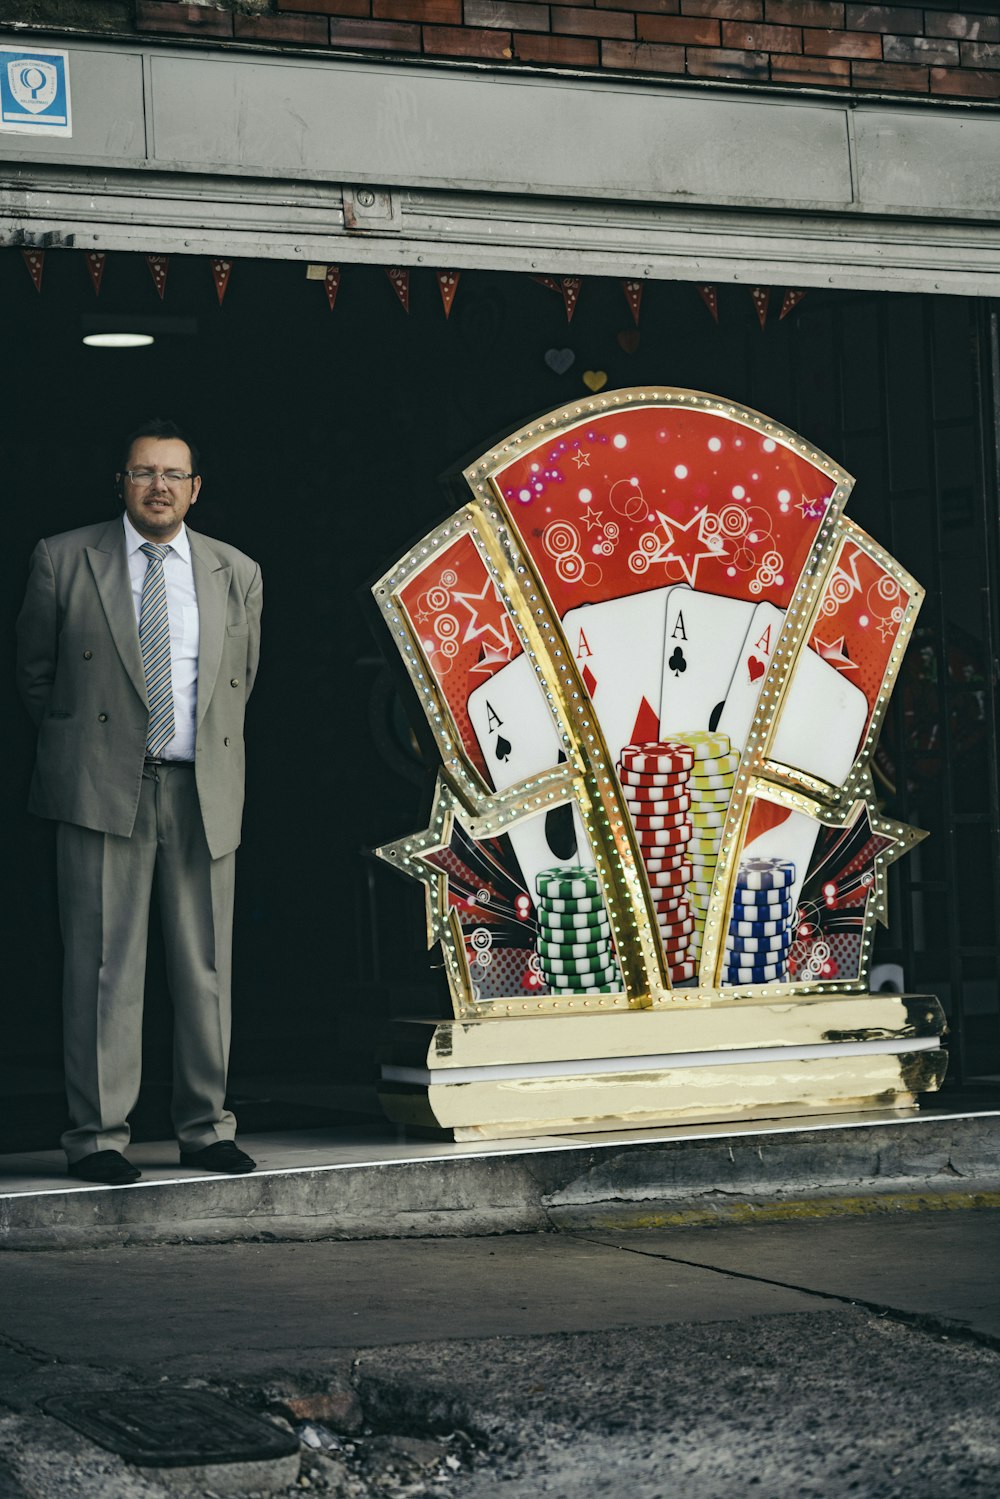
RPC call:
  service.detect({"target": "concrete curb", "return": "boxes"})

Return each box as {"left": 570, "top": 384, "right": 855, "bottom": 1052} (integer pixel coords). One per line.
{"left": 2, "top": 1113, "right": 999, "bottom": 1250}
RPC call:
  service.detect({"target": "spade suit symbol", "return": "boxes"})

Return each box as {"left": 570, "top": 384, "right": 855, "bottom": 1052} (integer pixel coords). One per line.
{"left": 668, "top": 645, "right": 687, "bottom": 677}
{"left": 545, "top": 802, "right": 578, "bottom": 860}
{"left": 545, "top": 752, "right": 578, "bottom": 859}
{"left": 495, "top": 735, "right": 512, "bottom": 762}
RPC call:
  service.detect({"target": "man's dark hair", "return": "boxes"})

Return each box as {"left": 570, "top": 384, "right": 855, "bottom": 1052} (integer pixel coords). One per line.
{"left": 120, "top": 418, "right": 200, "bottom": 476}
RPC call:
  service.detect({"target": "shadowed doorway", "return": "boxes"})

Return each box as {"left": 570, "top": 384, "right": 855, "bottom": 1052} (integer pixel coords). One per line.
{"left": 2, "top": 248, "right": 997, "bottom": 1150}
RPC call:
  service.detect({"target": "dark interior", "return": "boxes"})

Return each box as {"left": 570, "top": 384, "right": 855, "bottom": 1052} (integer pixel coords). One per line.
{"left": 3, "top": 247, "right": 998, "bottom": 1150}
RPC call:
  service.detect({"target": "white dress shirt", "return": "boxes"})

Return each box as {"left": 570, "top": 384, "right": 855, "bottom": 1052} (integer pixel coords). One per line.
{"left": 124, "top": 513, "right": 200, "bottom": 761}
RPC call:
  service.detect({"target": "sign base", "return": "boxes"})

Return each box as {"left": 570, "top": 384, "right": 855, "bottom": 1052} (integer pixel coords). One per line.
{"left": 378, "top": 993, "right": 947, "bottom": 1141}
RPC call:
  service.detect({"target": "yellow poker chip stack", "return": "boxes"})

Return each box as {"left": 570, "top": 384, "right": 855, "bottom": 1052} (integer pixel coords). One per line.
{"left": 671, "top": 732, "right": 741, "bottom": 964}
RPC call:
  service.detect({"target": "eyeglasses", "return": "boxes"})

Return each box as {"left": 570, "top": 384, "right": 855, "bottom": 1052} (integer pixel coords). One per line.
{"left": 123, "top": 468, "right": 194, "bottom": 486}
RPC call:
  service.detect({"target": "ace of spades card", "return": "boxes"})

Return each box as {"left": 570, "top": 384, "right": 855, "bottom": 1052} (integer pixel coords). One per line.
{"left": 390, "top": 522, "right": 592, "bottom": 916}
{"left": 466, "top": 654, "right": 593, "bottom": 906}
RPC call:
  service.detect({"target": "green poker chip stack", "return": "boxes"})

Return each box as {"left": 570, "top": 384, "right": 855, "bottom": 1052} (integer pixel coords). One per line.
{"left": 535, "top": 866, "right": 622, "bottom": 994}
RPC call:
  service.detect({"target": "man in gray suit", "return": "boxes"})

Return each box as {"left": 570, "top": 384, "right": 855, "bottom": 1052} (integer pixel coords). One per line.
{"left": 16, "top": 420, "right": 262, "bottom": 1185}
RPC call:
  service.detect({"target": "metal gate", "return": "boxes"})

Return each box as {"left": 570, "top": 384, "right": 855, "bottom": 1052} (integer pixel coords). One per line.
{"left": 772, "top": 293, "right": 1000, "bottom": 1083}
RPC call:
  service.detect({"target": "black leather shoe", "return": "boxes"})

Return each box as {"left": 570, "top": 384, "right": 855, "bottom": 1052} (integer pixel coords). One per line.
{"left": 179, "top": 1140, "right": 256, "bottom": 1174}
{"left": 68, "top": 1150, "right": 141, "bottom": 1185}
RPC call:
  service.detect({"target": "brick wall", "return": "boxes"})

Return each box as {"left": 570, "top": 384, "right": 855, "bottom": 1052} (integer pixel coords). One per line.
{"left": 120, "top": 2, "right": 1000, "bottom": 101}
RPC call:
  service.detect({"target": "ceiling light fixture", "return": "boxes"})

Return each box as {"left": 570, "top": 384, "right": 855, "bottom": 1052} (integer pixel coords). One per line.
{"left": 83, "top": 332, "right": 155, "bottom": 349}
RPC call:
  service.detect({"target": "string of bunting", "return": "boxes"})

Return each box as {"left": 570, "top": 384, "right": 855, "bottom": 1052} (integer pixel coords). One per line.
{"left": 386, "top": 266, "right": 409, "bottom": 313}
{"left": 16, "top": 252, "right": 808, "bottom": 329}
{"left": 210, "top": 258, "right": 232, "bottom": 306}
{"left": 21, "top": 248, "right": 44, "bottom": 292}
{"left": 85, "top": 251, "right": 106, "bottom": 296}
{"left": 698, "top": 283, "right": 808, "bottom": 328}
{"left": 146, "top": 254, "right": 169, "bottom": 300}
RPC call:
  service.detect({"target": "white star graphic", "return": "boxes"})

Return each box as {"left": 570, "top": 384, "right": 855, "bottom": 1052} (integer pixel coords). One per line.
{"left": 571, "top": 450, "right": 591, "bottom": 468}
{"left": 827, "top": 547, "right": 863, "bottom": 602}
{"left": 453, "top": 577, "right": 515, "bottom": 653}
{"left": 469, "top": 641, "right": 515, "bottom": 676}
{"left": 791, "top": 491, "right": 827, "bottom": 521}
{"left": 814, "top": 635, "right": 858, "bottom": 672}
{"left": 648, "top": 507, "right": 726, "bottom": 588}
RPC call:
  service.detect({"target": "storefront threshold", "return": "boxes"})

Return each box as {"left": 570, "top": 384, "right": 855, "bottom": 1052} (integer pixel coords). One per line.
{"left": 2, "top": 1108, "right": 999, "bottom": 1251}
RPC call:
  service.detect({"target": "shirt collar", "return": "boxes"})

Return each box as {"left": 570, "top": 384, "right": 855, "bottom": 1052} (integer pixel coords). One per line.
{"left": 123, "top": 511, "right": 191, "bottom": 562}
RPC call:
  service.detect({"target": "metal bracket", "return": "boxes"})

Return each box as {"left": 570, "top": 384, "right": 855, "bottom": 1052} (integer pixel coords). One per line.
{"left": 342, "top": 187, "right": 402, "bottom": 233}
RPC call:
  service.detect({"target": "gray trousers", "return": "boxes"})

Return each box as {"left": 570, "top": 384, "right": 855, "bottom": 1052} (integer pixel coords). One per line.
{"left": 57, "top": 761, "right": 237, "bottom": 1162}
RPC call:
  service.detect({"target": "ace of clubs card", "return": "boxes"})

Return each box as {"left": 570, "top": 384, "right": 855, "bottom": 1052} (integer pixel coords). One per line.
{"left": 657, "top": 590, "right": 757, "bottom": 741}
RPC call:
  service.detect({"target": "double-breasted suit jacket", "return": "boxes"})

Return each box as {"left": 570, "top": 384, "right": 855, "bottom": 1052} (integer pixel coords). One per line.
{"left": 16, "top": 517, "right": 262, "bottom": 858}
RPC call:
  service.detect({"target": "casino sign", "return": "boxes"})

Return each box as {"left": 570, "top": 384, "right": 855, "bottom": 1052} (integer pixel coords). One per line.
{"left": 372, "top": 389, "right": 947, "bottom": 1140}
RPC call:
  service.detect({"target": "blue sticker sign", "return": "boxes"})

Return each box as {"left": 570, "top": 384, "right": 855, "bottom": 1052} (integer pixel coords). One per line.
{"left": 0, "top": 46, "right": 72, "bottom": 136}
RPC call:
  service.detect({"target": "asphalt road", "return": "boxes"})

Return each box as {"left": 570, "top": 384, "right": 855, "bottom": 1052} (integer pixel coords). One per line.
{"left": 1, "top": 1208, "right": 998, "bottom": 1497}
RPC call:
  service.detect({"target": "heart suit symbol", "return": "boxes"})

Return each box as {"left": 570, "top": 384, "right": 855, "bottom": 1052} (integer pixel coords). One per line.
{"left": 748, "top": 655, "right": 766, "bottom": 683}
{"left": 544, "top": 348, "right": 574, "bottom": 375}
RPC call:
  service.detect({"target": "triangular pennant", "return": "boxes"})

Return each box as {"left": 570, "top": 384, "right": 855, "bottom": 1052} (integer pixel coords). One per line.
{"left": 560, "top": 277, "right": 581, "bottom": 323}
{"left": 386, "top": 266, "right": 409, "bottom": 313}
{"left": 779, "top": 288, "right": 808, "bottom": 321}
{"left": 751, "top": 286, "right": 770, "bottom": 330}
{"left": 435, "top": 269, "right": 460, "bottom": 319}
{"left": 533, "top": 274, "right": 561, "bottom": 294}
{"left": 324, "top": 265, "right": 341, "bottom": 312}
{"left": 84, "top": 250, "right": 106, "bottom": 296}
{"left": 621, "top": 279, "right": 643, "bottom": 326}
{"left": 146, "top": 254, "right": 169, "bottom": 300}
{"left": 697, "top": 284, "right": 718, "bottom": 323}
{"left": 21, "top": 248, "right": 44, "bottom": 292}
{"left": 211, "top": 257, "right": 232, "bottom": 306}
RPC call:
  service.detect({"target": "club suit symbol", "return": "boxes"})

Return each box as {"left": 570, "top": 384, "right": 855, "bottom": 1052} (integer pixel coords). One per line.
{"left": 668, "top": 644, "right": 687, "bottom": 676}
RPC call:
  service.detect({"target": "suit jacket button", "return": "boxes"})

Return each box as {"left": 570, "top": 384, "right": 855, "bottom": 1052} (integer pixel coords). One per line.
{"left": 98, "top": 713, "right": 108, "bottom": 722}
{"left": 230, "top": 678, "right": 240, "bottom": 687}
{"left": 83, "top": 650, "right": 93, "bottom": 660}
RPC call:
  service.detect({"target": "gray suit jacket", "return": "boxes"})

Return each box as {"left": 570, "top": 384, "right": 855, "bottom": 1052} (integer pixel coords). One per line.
{"left": 16, "top": 517, "right": 262, "bottom": 859}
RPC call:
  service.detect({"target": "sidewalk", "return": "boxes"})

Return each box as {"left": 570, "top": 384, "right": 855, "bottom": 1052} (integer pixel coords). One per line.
{"left": 3, "top": 1105, "right": 1000, "bottom": 1248}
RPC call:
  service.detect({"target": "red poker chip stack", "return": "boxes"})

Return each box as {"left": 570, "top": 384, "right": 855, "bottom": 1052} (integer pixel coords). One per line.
{"left": 617, "top": 740, "right": 698, "bottom": 986}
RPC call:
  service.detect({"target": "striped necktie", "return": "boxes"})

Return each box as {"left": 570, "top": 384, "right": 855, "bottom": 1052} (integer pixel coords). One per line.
{"left": 138, "top": 542, "right": 175, "bottom": 757}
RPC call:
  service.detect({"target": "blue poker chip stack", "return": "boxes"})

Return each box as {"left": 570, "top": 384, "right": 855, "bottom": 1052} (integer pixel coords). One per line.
{"left": 534, "top": 866, "right": 622, "bottom": 994}
{"left": 723, "top": 858, "right": 796, "bottom": 984}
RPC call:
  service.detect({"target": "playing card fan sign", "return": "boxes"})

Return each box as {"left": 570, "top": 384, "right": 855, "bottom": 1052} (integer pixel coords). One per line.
{"left": 372, "top": 389, "right": 946, "bottom": 1139}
